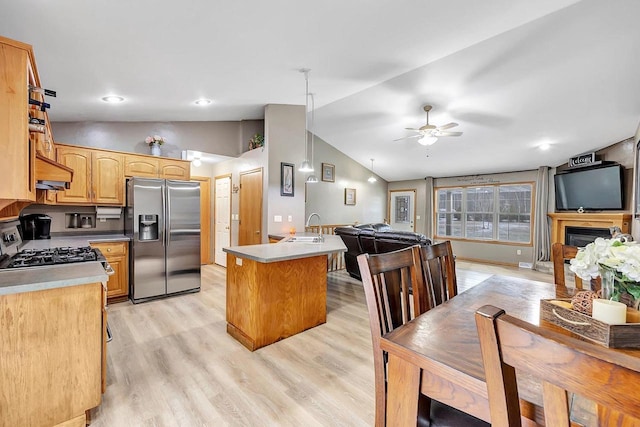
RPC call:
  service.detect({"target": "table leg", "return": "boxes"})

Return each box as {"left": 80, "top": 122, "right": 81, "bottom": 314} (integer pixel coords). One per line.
{"left": 386, "top": 353, "right": 421, "bottom": 427}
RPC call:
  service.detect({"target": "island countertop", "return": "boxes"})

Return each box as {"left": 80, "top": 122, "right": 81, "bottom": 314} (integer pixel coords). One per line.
{"left": 223, "top": 234, "right": 346, "bottom": 263}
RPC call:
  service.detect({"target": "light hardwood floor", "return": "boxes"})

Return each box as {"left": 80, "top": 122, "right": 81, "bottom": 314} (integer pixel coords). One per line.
{"left": 91, "top": 262, "right": 554, "bottom": 426}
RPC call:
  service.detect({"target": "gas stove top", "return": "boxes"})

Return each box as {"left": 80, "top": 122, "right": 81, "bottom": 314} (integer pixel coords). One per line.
{"left": 0, "top": 220, "right": 107, "bottom": 271}
{"left": 1, "top": 246, "right": 100, "bottom": 269}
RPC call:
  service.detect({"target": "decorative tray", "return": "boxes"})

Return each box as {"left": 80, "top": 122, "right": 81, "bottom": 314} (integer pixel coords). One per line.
{"left": 540, "top": 299, "right": 640, "bottom": 348}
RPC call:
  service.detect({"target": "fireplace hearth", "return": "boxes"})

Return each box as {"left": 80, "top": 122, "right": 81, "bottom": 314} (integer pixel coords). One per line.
{"left": 565, "top": 226, "right": 611, "bottom": 247}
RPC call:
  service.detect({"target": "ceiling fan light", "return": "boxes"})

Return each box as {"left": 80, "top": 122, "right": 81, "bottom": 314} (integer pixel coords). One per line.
{"left": 306, "top": 174, "right": 318, "bottom": 183}
{"left": 418, "top": 135, "right": 438, "bottom": 146}
{"left": 299, "top": 160, "right": 314, "bottom": 172}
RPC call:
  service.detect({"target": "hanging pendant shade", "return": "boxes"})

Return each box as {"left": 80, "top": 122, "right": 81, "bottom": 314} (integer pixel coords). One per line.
{"left": 298, "top": 69, "right": 314, "bottom": 173}
{"left": 368, "top": 158, "right": 377, "bottom": 183}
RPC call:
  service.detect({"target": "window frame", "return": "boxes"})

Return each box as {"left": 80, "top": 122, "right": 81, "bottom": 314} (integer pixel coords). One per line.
{"left": 434, "top": 181, "right": 534, "bottom": 245}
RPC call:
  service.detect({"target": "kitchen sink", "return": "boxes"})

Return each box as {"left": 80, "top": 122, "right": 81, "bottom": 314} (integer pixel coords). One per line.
{"left": 285, "top": 236, "right": 324, "bottom": 243}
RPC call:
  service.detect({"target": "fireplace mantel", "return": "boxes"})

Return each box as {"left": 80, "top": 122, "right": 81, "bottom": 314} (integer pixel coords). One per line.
{"left": 548, "top": 212, "right": 632, "bottom": 244}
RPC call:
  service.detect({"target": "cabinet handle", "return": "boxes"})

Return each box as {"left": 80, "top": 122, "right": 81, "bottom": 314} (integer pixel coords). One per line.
{"left": 107, "top": 248, "right": 111, "bottom": 252}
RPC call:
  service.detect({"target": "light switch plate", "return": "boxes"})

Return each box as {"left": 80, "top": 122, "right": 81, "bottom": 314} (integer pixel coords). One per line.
{"left": 274, "top": 215, "right": 282, "bottom": 222}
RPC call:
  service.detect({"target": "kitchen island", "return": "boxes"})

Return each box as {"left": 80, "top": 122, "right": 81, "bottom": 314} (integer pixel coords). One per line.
{"left": 223, "top": 234, "right": 346, "bottom": 351}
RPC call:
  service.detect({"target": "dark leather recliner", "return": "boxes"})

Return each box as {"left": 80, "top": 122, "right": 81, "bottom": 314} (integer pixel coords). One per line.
{"left": 335, "top": 224, "right": 431, "bottom": 280}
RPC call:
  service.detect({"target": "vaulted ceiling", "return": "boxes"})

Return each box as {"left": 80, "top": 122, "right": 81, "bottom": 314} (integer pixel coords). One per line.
{"left": 2, "top": 0, "right": 639, "bottom": 181}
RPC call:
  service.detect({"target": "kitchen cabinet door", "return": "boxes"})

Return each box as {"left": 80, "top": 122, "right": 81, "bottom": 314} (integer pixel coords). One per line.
{"left": 56, "top": 145, "right": 92, "bottom": 203}
{"left": 92, "top": 151, "right": 123, "bottom": 205}
{"left": 90, "top": 241, "right": 129, "bottom": 301}
{"left": 0, "top": 38, "right": 34, "bottom": 207}
{"left": 159, "top": 158, "right": 191, "bottom": 180}
{"left": 124, "top": 154, "right": 160, "bottom": 178}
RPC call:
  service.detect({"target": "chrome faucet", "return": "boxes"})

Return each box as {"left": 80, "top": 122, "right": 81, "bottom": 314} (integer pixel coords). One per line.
{"left": 305, "top": 212, "right": 324, "bottom": 241}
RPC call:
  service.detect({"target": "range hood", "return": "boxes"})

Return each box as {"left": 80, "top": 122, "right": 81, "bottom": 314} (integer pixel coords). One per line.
{"left": 35, "top": 153, "right": 73, "bottom": 190}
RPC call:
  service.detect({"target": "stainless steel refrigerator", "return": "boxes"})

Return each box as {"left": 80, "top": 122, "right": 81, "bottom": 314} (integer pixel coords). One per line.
{"left": 125, "top": 177, "right": 201, "bottom": 303}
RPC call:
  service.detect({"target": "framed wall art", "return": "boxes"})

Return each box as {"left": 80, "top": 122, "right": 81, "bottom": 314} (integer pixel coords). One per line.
{"left": 322, "top": 163, "right": 335, "bottom": 182}
{"left": 281, "top": 162, "right": 294, "bottom": 197}
{"left": 344, "top": 188, "right": 356, "bottom": 205}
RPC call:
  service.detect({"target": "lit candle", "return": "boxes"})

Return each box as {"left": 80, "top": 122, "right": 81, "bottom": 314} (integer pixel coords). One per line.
{"left": 592, "top": 299, "right": 627, "bottom": 324}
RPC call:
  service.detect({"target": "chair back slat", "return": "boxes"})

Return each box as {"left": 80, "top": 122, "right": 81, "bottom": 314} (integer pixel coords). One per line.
{"left": 476, "top": 304, "right": 640, "bottom": 427}
{"left": 421, "top": 241, "right": 457, "bottom": 307}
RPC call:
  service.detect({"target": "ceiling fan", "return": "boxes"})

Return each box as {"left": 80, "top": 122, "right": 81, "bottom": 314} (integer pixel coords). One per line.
{"left": 394, "top": 105, "right": 463, "bottom": 145}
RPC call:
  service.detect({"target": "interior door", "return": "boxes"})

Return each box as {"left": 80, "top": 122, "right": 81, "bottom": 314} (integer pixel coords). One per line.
{"left": 239, "top": 168, "right": 263, "bottom": 246}
{"left": 214, "top": 175, "right": 231, "bottom": 266}
{"left": 389, "top": 189, "right": 416, "bottom": 232}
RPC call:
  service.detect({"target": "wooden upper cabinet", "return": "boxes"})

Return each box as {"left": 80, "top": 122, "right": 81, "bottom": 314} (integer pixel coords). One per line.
{"left": 159, "top": 158, "right": 190, "bottom": 180}
{"left": 124, "top": 153, "right": 190, "bottom": 180}
{"left": 92, "top": 151, "right": 123, "bottom": 204}
{"left": 56, "top": 145, "right": 124, "bottom": 205}
{"left": 124, "top": 155, "right": 159, "bottom": 178}
{"left": 0, "top": 38, "right": 34, "bottom": 205}
{"left": 56, "top": 146, "right": 92, "bottom": 204}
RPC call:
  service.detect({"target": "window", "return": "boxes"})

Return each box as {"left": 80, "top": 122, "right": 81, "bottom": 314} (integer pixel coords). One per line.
{"left": 436, "top": 183, "right": 533, "bottom": 243}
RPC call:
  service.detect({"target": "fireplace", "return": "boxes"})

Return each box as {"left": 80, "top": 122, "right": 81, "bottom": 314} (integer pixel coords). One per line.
{"left": 548, "top": 213, "right": 631, "bottom": 245}
{"left": 565, "top": 226, "right": 611, "bottom": 247}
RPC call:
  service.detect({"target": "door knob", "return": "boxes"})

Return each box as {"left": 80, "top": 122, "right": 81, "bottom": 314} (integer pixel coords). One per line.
{"left": 255, "top": 231, "right": 260, "bottom": 234}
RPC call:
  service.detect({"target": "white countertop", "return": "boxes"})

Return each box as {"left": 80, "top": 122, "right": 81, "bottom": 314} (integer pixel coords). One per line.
{"left": 223, "top": 234, "right": 346, "bottom": 263}
{"left": 0, "top": 262, "right": 109, "bottom": 296}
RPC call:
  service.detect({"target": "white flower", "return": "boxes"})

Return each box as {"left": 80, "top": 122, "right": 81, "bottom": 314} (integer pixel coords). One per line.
{"left": 569, "top": 237, "right": 640, "bottom": 281}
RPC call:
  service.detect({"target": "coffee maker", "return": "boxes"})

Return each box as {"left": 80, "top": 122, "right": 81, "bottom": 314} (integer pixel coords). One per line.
{"left": 20, "top": 214, "right": 52, "bottom": 240}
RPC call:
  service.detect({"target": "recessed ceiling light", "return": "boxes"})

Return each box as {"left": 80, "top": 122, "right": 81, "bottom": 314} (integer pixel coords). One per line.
{"left": 194, "top": 98, "right": 212, "bottom": 106}
{"left": 101, "top": 95, "right": 124, "bottom": 103}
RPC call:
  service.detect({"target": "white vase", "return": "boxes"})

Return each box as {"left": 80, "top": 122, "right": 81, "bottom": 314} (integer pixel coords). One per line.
{"left": 150, "top": 144, "right": 161, "bottom": 156}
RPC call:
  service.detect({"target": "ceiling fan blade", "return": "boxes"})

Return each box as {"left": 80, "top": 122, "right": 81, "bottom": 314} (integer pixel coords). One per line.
{"left": 419, "top": 124, "right": 436, "bottom": 131}
{"left": 404, "top": 127, "right": 421, "bottom": 131}
{"left": 436, "top": 122, "right": 458, "bottom": 130}
{"left": 437, "top": 131, "right": 463, "bottom": 137}
{"left": 393, "top": 134, "right": 422, "bottom": 142}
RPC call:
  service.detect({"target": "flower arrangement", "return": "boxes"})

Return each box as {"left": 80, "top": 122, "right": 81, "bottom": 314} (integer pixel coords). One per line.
{"left": 569, "top": 237, "right": 640, "bottom": 307}
{"left": 248, "top": 133, "right": 264, "bottom": 150}
{"left": 145, "top": 135, "right": 165, "bottom": 146}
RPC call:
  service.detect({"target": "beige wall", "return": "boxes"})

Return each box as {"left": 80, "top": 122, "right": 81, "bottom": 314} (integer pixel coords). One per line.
{"left": 52, "top": 120, "right": 263, "bottom": 158}
{"left": 305, "top": 136, "right": 388, "bottom": 226}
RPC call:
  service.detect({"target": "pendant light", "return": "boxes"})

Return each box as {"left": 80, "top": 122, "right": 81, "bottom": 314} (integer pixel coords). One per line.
{"left": 306, "top": 92, "right": 319, "bottom": 183}
{"left": 368, "top": 158, "right": 377, "bottom": 183}
{"left": 298, "top": 69, "right": 314, "bottom": 173}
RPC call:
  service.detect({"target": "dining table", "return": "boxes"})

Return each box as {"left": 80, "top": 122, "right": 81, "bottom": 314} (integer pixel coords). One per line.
{"left": 380, "top": 274, "right": 640, "bottom": 426}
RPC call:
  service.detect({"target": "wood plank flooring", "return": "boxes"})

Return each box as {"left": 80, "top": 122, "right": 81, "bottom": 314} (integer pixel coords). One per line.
{"left": 90, "top": 263, "right": 554, "bottom": 426}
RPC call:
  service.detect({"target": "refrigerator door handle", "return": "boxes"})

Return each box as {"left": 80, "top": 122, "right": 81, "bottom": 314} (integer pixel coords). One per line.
{"left": 165, "top": 183, "right": 171, "bottom": 247}
{"left": 161, "top": 183, "right": 167, "bottom": 247}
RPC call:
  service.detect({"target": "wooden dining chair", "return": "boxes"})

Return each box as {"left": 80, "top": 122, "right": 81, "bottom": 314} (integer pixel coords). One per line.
{"left": 551, "top": 242, "right": 600, "bottom": 289}
{"left": 420, "top": 241, "right": 457, "bottom": 307}
{"left": 358, "top": 246, "right": 488, "bottom": 427}
{"left": 475, "top": 304, "right": 640, "bottom": 427}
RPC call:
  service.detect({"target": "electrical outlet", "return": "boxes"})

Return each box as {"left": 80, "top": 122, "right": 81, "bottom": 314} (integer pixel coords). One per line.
{"left": 288, "top": 215, "right": 293, "bottom": 222}
{"left": 516, "top": 249, "right": 522, "bottom": 255}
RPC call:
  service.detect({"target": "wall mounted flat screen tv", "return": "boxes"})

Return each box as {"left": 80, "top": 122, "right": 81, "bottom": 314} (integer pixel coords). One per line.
{"left": 554, "top": 164, "right": 624, "bottom": 211}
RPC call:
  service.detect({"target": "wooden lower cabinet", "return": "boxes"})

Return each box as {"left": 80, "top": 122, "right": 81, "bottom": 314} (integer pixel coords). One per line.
{"left": 226, "top": 253, "right": 327, "bottom": 351}
{"left": 0, "top": 283, "right": 103, "bottom": 427}
{"left": 90, "top": 240, "right": 129, "bottom": 302}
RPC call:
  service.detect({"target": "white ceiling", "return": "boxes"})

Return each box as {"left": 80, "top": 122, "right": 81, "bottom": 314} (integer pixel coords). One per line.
{"left": 2, "top": 0, "right": 639, "bottom": 181}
